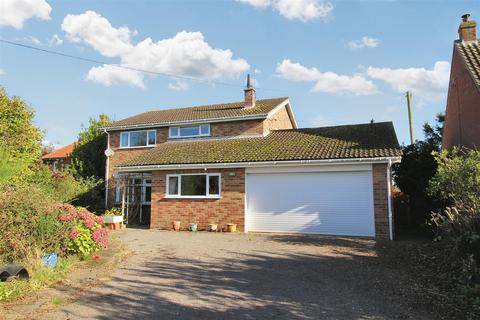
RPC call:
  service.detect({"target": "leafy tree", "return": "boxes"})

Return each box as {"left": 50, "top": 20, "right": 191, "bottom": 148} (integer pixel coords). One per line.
{"left": 0, "top": 86, "right": 43, "bottom": 164}
{"left": 393, "top": 113, "right": 445, "bottom": 229}
{"left": 70, "top": 114, "right": 111, "bottom": 180}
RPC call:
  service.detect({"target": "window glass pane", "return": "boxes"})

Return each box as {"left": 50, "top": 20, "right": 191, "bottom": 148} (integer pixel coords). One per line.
{"left": 120, "top": 133, "right": 129, "bottom": 147}
{"left": 130, "top": 131, "right": 148, "bottom": 146}
{"left": 168, "top": 176, "right": 178, "bottom": 195}
{"left": 181, "top": 175, "right": 206, "bottom": 196}
{"left": 148, "top": 131, "right": 156, "bottom": 145}
{"left": 179, "top": 126, "right": 200, "bottom": 137}
{"left": 200, "top": 125, "right": 209, "bottom": 135}
{"left": 145, "top": 186, "right": 151, "bottom": 203}
{"left": 170, "top": 127, "right": 179, "bottom": 137}
{"left": 209, "top": 175, "right": 219, "bottom": 195}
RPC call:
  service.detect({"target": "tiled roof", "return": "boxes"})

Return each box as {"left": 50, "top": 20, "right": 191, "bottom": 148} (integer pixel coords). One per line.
{"left": 456, "top": 39, "right": 480, "bottom": 89}
{"left": 105, "top": 97, "right": 288, "bottom": 129}
{"left": 117, "top": 122, "right": 401, "bottom": 167}
{"left": 42, "top": 143, "right": 75, "bottom": 160}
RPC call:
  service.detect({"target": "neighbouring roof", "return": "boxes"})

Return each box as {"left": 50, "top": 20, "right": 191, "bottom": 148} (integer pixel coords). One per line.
{"left": 103, "top": 97, "right": 289, "bottom": 130}
{"left": 117, "top": 122, "right": 401, "bottom": 168}
{"left": 456, "top": 39, "right": 480, "bottom": 89}
{"left": 41, "top": 143, "right": 75, "bottom": 160}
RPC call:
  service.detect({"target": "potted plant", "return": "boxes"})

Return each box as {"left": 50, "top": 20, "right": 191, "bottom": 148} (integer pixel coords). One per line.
{"left": 189, "top": 223, "right": 198, "bottom": 232}
{"left": 227, "top": 223, "right": 237, "bottom": 233}
{"left": 173, "top": 221, "right": 181, "bottom": 231}
{"left": 103, "top": 207, "right": 123, "bottom": 224}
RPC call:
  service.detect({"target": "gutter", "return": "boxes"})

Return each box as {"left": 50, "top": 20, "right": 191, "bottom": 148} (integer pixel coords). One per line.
{"left": 114, "top": 156, "right": 402, "bottom": 172}
{"left": 104, "top": 129, "right": 110, "bottom": 208}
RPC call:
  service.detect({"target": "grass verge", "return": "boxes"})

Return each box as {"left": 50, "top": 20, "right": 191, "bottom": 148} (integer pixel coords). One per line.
{"left": 0, "top": 255, "right": 79, "bottom": 303}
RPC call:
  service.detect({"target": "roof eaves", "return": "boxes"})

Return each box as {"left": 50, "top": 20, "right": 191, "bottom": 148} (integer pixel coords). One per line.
{"left": 455, "top": 39, "right": 480, "bottom": 93}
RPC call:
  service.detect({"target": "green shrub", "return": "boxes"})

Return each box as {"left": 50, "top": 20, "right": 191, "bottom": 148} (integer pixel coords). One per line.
{"left": 429, "top": 149, "right": 480, "bottom": 212}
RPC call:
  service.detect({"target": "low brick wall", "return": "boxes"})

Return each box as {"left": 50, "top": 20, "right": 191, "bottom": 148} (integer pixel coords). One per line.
{"left": 151, "top": 168, "right": 245, "bottom": 231}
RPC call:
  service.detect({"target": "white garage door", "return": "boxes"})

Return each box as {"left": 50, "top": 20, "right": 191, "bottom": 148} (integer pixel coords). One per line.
{"left": 246, "top": 170, "right": 375, "bottom": 236}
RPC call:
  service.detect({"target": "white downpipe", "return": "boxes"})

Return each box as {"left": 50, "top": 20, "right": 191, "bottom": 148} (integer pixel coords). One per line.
{"left": 104, "top": 129, "right": 110, "bottom": 208}
{"left": 387, "top": 159, "right": 394, "bottom": 240}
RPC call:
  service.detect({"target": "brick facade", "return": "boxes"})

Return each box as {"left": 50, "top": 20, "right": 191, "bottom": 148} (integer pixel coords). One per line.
{"left": 442, "top": 45, "right": 480, "bottom": 150}
{"left": 263, "top": 105, "right": 294, "bottom": 132}
{"left": 211, "top": 120, "right": 264, "bottom": 137}
{"left": 372, "top": 163, "right": 391, "bottom": 240}
{"left": 150, "top": 168, "right": 245, "bottom": 231}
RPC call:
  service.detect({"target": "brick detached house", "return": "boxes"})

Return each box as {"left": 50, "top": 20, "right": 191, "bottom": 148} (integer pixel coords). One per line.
{"left": 42, "top": 143, "right": 75, "bottom": 172}
{"left": 102, "top": 76, "right": 401, "bottom": 240}
{"left": 443, "top": 14, "right": 480, "bottom": 150}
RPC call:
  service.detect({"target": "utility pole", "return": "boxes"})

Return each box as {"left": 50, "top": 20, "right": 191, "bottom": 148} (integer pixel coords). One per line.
{"left": 405, "top": 91, "right": 414, "bottom": 144}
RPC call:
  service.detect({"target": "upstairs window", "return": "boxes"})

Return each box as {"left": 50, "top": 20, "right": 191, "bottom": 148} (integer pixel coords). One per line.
{"left": 169, "top": 124, "right": 210, "bottom": 138}
{"left": 120, "top": 130, "right": 156, "bottom": 148}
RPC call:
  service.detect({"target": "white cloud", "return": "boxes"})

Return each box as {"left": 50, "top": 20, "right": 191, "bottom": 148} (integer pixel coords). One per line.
{"left": 348, "top": 36, "right": 380, "bottom": 50}
{"left": 20, "top": 35, "right": 41, "bottom": 45}
{"left": 86, "top": 65, "right": 145, "bottom": 88}
{"left": 168, "top": 80, "right": 189, "bottom": 91}
{"left": 238, "top": 0, "right": 333, "bottom": 22}
{"left": 311, "top": 115, "right": 334, "bottom": 127}
{"left": 62, "top": 11, "right": 249, "bottom": 88}
{"left": 366, "top": 61, "right": 450, "bottom": 103}
{"left": 276, "top": 59, "right": 377, "bottom": 95}
{"left": 49, "top": 34, "right": 63, "bottom": 46}
{"left": 0, "top": 0, "right": 51, "bottom": 29}
{"left": 0, "top": 69, "right": 5, "bottom": 75}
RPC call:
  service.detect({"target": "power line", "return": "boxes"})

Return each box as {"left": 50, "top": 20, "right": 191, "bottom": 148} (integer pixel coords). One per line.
{"left": 0, "top": 38, "right": 285, "bottom": 93}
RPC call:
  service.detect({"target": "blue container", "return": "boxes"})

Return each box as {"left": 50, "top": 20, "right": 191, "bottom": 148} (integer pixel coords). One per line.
{"left": 41, "top": 253, "right": 58, "bottom": 268}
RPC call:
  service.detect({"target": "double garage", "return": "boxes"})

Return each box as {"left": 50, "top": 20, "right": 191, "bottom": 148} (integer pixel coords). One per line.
{"left": 245, "top": 164, "right": 386, "bottom": 238}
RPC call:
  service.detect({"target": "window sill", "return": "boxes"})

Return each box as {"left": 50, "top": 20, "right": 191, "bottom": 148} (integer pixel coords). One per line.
{"left": 118, "top": 145, "right": 156, "bottom": 150}
{"left": 164, "top": 195, "right": 221, "bottom": 199}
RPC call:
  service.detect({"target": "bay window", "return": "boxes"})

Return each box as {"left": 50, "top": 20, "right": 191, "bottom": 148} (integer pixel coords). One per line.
{"left": 166, "top": 173, "right": 221, "bottom": 198}
{"left": 120, "top": 130, "right": 156, "bottom": 148}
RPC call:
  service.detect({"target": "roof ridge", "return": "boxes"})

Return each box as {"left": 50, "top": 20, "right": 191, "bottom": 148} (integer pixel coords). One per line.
{"left": 272, "top": 121, "right": 393, "bottom": 132}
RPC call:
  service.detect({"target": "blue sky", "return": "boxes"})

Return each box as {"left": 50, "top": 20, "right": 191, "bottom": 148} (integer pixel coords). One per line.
{"left": 0, "top": 0, "right": 478, "bottom": 147}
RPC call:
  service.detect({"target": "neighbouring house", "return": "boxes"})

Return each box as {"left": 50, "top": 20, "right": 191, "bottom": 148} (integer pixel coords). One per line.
{"left": 443, "top": 14, "right": 480, "bottom": 150}
{"left": 102, "top": 76, "right": 402, "bottom": 239}
{"left": 41, "top": 143, "right": 75, "bottom": 172}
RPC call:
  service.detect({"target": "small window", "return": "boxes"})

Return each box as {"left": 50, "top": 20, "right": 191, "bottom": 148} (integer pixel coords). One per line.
{"left": 166, "top": 174, "right": 220, "bottom": 198}
{"left": 119, "top": 130, "right": 156, "bottom": 148}
{"left": 169, "top": 124, "right": 210, "bottom": 138}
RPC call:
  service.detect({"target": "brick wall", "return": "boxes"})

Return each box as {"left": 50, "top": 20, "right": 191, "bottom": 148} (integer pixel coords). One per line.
{"left": 263, "top": 105, "right": 295, "bottom": 132}
{"left": 211, "top": 120, "right": 264, "bottom": 136}
{"left": 151, "top": 168, "right": 245, "bottom": 231}
{"left": 442, "top": 46, "right": 480, "bottom": 150}
{"left": 372, "top": 163, "right": 391, "bottom": 240}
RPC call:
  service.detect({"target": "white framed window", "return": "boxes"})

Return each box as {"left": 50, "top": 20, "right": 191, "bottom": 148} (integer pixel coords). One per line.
{"left": 120, "top": 130, "right": 156, "bottom": 148}
{"left": 169, "top": 124, "right": 210, "bottom": 138}
{"left": 166, "top": 173, "right": 221, "bottom": 198}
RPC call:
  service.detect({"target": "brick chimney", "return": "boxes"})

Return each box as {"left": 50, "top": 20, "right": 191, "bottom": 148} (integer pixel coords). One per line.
{"left": 458, "top": 14, "right": 477, "bottom": 41}
{"left": 244, "top": 74, "right": 256, "bottom": 108}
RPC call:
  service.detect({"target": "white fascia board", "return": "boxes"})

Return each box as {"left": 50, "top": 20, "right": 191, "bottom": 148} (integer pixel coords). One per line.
{"left": 115, "top": 156, "right": 401, "bottom": 172}
{"left": 266, "top": 98, "right": 298, "bottom": 129}
{"left": 102, "top": 114, "right": 268, "bottom": 132}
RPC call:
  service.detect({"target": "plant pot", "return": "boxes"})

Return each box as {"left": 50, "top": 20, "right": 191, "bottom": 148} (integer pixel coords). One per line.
{"left": 104, "top": 215, "right": 123, "bottom": 224}
{"left": 209, "top": 223, "right": 218, "bottom": 232}
{"left": 41, "top": 253, "right": 58, "bottom": 268}
{"left": 189, "top": 223, "right": 198, "bottom": 232}
{"left": 226, "top": 223, "right": 237, "bottom": 233}
{"left": 173, "top": 221, "right": 181, "bottom": 231}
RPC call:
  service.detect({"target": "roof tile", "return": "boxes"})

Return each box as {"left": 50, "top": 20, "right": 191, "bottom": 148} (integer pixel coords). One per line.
{"left": 456, "top": 39, "right": 480, "bottom": 89}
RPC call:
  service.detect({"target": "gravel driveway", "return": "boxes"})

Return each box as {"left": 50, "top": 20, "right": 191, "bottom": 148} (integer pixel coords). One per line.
{"left": 43, "top": 229, "right": 435, "bottom": 320}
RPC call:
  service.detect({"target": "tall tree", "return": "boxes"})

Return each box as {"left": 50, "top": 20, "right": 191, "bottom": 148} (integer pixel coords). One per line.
{"left": 0, "top": 86, "right": 43, "bottom": 163}
{"left": 393, "top": 113, "right": 445, "bottom": 229}
{"left": 70, "top": 114, "right": 111, "bottom": 180}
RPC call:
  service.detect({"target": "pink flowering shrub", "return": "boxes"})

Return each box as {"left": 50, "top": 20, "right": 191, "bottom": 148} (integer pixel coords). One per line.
{"left": 61, "top": 207, "right": 109, "bottom": 257}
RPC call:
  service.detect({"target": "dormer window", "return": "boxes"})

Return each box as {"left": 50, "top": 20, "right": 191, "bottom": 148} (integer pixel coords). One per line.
{"left": 120, "top": 130, "right": 156, "bottom": 148}
{"left": 169, "top": 124, "right": 210, "bottom": 138}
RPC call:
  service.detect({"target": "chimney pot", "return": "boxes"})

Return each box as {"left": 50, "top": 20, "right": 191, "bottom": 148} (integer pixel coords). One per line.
{"left": 458, "top": 13, "right": 477, "bottom": 41}
{"left": 244, "top": 74, "right": 256, "bottom": 108}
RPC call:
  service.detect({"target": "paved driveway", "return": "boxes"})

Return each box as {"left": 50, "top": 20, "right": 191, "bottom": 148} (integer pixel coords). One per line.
{"left": 45, "top": 229, "right": 434, "bottom": 320}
